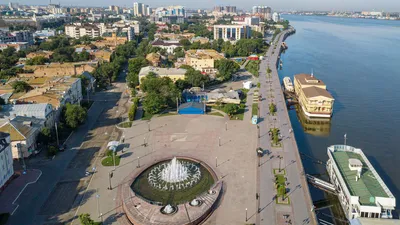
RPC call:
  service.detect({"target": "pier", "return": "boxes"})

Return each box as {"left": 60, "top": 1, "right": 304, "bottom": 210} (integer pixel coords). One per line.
{"left": 257, "top": 27, "right": 317, "bottom": 225}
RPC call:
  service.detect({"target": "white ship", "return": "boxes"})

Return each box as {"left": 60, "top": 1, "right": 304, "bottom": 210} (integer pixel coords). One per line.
{"left": 326, "top": 145, "right": 396, "bottom": 221}
{"left": 283, "top": 77, "right": 294, "bottom": 92}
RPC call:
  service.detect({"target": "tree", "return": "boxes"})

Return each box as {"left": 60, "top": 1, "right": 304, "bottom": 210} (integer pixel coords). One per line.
{"left": 128, "top": 97, "right": 139, "bottom": 121}
{"left": 11, "top": 81, "right": 32, "bottom": 93}
{"left": 185, "top": 68, "right": 208, "bottom": 87}
{"left": 269, "top": 103, "right": 276, "bottom": 115}
{"left": 224, "top": 104, "right": 239, "bottom": 117}
{"left": 174, "top": 47, "right": 185, "bottom": 58}
{"left": 267, "top": 67, "right": 272, "bottom": 74}
{"left": 127, "top": 57, "right": 149, "bottom": 88}
{"left": 38, "top": 127, "right": 53, "bottom": 145}
{"left": 26, "top": 56, "right": 49, "bottom": 65}
{"left": 63, "top": 103, "right": 87, "bottom": 129}
{"left": 142, "top": 92, "right": 166, "bottom": 115}
{"left": 215, "top": 59, "right": 240, "bottom": 81}
{"left": 175, "top": 79, "right": 190, "bottom": 91}
{"left": 251, "top": 31, "right": 264, "bottom": 39}
{"left": 0, "top": 98, "right": 5, "bottom": 105}
{"left": 79, "top": 213, "right": 101, "bottom": 225}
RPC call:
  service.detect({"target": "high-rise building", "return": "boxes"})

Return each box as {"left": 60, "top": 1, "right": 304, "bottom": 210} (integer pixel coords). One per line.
{"left": 225, "top": 6, "right": 237, "bottom": 13}
{"left": 154, "top": 6, "right": 185, "bottom": 17}
{"left": 133, "top": 2, "right": 149, "bottom": 17}
{"left": 252, "top": 6, "right": 272, "bottom": 20}
{"left": 214, "top": 6, "right": 224, "bottom": 12}
{"left": 272, "top": 12, "right": 280, "bottom": 22}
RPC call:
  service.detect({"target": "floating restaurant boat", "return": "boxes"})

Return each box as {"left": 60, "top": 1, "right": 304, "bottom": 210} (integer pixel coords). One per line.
{"left": 326, "top": 145, "right": 396, "bottom": 221}
{"left": 283, "top": 77, "right": 294, "bottom": 92}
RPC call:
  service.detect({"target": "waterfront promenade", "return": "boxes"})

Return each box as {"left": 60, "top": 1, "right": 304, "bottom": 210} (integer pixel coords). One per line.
{"left": 257, "top": 29, "right": 317, "bottom": 225}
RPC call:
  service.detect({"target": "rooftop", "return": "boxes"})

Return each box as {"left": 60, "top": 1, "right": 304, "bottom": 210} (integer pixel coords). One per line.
{"left": 139, "top": 66, "right": 187, "bottom": 77}
{"left": 0, "top": 116, "right": 44, "bottom": 141}
{"left": 186, "top": 49, "right": 225, "bottom": 60}
{"left": 294, "top": 74, "right": 326, "bottom": 86}
{"left": 332, "top": 151, "right": 389, "bottom": 205}
{"left": 302, "top": 86, "right": 334, "bottom": 99}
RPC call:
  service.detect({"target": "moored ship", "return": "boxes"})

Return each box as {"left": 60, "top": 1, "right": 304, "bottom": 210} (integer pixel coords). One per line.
{"left": 283, "top": 77, "right": 294, "bottom": 92}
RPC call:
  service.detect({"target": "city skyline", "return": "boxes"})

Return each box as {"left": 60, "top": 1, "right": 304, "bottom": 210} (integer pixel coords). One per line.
{"left": 2, "top": 0, "right": 400, "bottom": 12}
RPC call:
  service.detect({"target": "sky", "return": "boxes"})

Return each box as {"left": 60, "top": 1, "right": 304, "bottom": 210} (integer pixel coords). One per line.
{"left": 10, "top": 0, "right": 400, "bottom": 12}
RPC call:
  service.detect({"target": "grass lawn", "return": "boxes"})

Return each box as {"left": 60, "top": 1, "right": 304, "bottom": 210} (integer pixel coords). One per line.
{"left": 252, "top": 103, "right": 258, "bottom": 116}
{"left": 117, "top": 121, "right": 132, "bottom": 128}
{"left": 142, "top": 111, "right": 153, "bottom": 120}
{"left": 208, "top": 112, "right": 224, "bottom": 117}
{"left": 101, "top": 155, "right": 121, "bottom": 166}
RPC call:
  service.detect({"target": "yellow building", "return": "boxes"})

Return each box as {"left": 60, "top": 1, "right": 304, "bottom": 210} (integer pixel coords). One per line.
{"left": 19, "top": 62, "right": 97, "bottom": 77}
{"left": 185, "top": 49, "right": 225, "bottom": 73}
{"left": 138, "top": 66, "right": 186, "bottom": 84}
{"left": 294, "top": 73, "right": 334, "bottom": 118}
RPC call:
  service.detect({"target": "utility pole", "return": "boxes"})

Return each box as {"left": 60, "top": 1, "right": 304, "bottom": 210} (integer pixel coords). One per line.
{"left": 55, "top": 122, "right": 59, "bottom": 146}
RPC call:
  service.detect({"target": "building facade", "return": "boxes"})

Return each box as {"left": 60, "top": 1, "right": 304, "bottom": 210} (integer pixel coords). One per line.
{"left": 213, "top": 24, "right": 251, "bottom": 41}
{"left": 0, "top": 132, "right": 13, "bottom": 189}
{"left": 185, "top": 49, "right": 225, "bottom": 73}
{"left": 327, "top": 145, "right": 396, "bottom": 220}
{"left": 65, "top": 23, "right": 101, "bottom": 39}
{"left": 133, "top": 2, "right": 150, "bottom": 17}
{"left": 294, "top": 74, "right": 334, "bottom": 118}
{"left": 273, "top": 12, "right": 281, "bottom": 22}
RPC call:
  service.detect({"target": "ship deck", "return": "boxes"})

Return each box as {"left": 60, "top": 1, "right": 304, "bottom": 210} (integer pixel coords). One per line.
{"left": 332, "top": 151, "right": 388, "bottom": 205}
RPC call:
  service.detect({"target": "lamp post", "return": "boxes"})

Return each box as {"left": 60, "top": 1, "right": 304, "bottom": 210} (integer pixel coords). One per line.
{"left": 96, "top": 191, "right": 100, "bottom": 219}
{"left": 344, "top": 133, "right": 347, "bottom": 146}
{"left": 218, "top": 137, "right": 221, "bottom": 147}
{"left": 245, "top": 208, "right": 248, "bottom": 222}
{"left": 108, "top": 171, "right": 113, "bottom": 190}
{"left": 137, "top": 156, "right": 140, "bottom": 168}
{"left": 215, "top": 157, "right": 218, "bottom": 168}
{"left": 143, "top": 137, "right": 146, "bottom": 147}
{"left": 113, "top": 150, "right": 116, "bottom": 170}
{"left": 225, "top": 122, "right": 227, "bottom": 131}
{"left": 279, "top": 155, "right": 283, "bottom": 172}
{"left": 148, "top": 122, "right": 150, "bottom": 131}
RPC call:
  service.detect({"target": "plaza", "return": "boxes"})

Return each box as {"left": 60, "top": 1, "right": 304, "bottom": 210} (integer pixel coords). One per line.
{"left": 75, "top": 113, "right": 259, "bottom": 224}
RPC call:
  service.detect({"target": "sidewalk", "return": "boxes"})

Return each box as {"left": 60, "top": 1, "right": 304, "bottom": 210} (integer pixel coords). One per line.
{"left": 0, "top": 169, "right": 42, "bottom": 215}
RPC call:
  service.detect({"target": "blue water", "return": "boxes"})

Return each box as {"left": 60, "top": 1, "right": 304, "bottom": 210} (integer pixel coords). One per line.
{"left": 278, "top": 15, "right": 400, "bottom": 219}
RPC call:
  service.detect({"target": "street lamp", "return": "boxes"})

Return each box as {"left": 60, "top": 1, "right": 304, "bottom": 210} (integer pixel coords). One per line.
{"left": 137, "top": 156, "right": 140, "bottom": 168}
{"left": 218, "top": 137, "right": 221, "bottom": 147}
{"left": 245, "top": 208, "right": 248, "bottom": 222}
{"left": 215, "top": 157, "right": 218, "bottom": 168}
{"left": 96, "top": 192, "right": 100, "bottom": 219}
{"left": 278, "top": 155, "right": 283, "bottom": 172}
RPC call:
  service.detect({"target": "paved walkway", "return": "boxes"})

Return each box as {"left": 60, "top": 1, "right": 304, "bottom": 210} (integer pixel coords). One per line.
{"left": 0, "top": 169, "right": 42, "bottom": 215}
{"left": 257, "top": 29, "right": 317, "bottom": 225}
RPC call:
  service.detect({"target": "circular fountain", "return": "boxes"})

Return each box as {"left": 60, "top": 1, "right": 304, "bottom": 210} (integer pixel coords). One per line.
{"left": 121, "top": 156, "right": 222, "bottom": 225}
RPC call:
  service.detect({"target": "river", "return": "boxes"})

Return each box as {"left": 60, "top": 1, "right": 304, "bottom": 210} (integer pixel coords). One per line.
{"left": 278, "top": 15, "right": 400, "bottom": 222}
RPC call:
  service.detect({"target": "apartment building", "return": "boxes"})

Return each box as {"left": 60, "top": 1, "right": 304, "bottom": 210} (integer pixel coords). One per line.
{"left": 151, "top": 39, "right": 182, "bottom": 54}
{"left": 294, "top": 73, "right": 334, "bottom": 118}
{"left": 185, "top": 49, "right": 225, "bottom": 73}
{"left": 65, "top": 23, "right": 101, "bottom": 39}
{"left": 213, "top": 24, "right": 251, "bottom": 41}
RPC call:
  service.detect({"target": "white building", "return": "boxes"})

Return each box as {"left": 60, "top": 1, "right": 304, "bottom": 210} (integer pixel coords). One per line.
{"left": 0, "top": 117, "right": 45, "bottom": 159}
{"left": 327, "top": 145, "right": 396, "bottom": 221}
{"left": 154, "top": 6, "right": 185, "bottom": 17}
{"left": 65, "top": 23, "right": 101, "bottom": 39}
{"left": 151, "top": 39, "right": 182, "bottom": 54}
{"left": 0, "top": 132, "right": 13, "bottom": 189}
{"left": 273, "top": 12, "right": 280, "bottom": 22}
{"left": 213, "top": 24, "right": 251, "bottom": 41}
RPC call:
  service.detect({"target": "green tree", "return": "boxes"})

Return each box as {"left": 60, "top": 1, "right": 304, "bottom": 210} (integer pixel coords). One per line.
{"left": 11, "top": 81, "right": 32, "bottom": 93}
{"left": 269, "top": 103, "right": 276, "bottom": 115}
{"left": 142, "top": 92, "right": 166, "bottom": 115}
{"left": 38, "top": 127, "right": 53, "bottom": 145}
{"left": 64, "top": 103, "right": 87, "bottom": 129}
{"left": 251, "top": 30, "right": 264, "bottom": 39}
{"left": 215, "top": 59, "right": 239, "bottom": 81}
{"left": 128, "top": 97, "right": 139, "bottom": 121}
{"left": 184, "top": 68, "right": 208, "bottom": 87}
{"left": 174, "top": 47, "right": 185, "bottom": 58}
{"left": 79, "top": 213, "right": 101, "bottom": 225}
{"left": 175, "top": 79, "right": 190, "bottom": 91}
{"left": 26, "top": 56, "right": 49, "bottom": 65}
{"left": 127, "top": 57, "right": 149, "bottom": 88}
{"left": 224, "top": 103, "right": 239, "bottom": 117}
{"left": 267, "top": 67, "right": 272, "bottom": 74}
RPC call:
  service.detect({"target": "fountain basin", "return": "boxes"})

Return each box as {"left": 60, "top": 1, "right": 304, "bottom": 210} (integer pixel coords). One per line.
{"left": 131, "top": 158, "right": 215, "bottom": 205}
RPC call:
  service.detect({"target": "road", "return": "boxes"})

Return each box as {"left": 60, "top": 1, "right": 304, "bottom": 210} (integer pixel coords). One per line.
{"left": 7, "top": 65, "right": 130, "bottom": 225}
{"left": 257, "top": 29, "right": 317, "bottom": 225}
